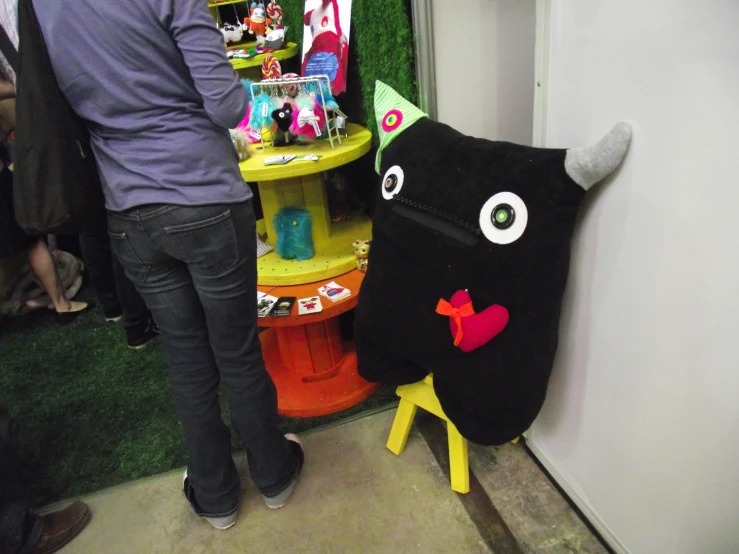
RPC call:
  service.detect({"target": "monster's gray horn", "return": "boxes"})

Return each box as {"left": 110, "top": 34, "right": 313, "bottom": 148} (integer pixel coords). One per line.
{"left": 564, "top": 123, "right": 632, "bottom": 191}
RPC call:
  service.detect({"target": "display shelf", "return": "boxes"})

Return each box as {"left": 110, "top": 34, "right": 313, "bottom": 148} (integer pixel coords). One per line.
{"left": 242, "top": 123, "right": 373, "bottom": 286}
{"left": 257, "top": 270, "right": 379, "bottom": 417}
{"left": 239, "top": 123, "right": 372, "bottom": 181}
{"left": 257, "top": 215, "right": 372, "bottom": 286}
{"left": 249, "top": 124, "right": 376, "bottom": 415}
{"left": 208, "top": 0, "right": 246, "bottom": 7}
{"left": 227, "top": 41, "right": 299, "bottom": 71}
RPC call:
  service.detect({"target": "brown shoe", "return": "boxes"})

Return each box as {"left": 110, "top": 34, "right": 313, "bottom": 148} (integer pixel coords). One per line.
{"left": 29, "top": 501, "right": 91, "bottom": 554}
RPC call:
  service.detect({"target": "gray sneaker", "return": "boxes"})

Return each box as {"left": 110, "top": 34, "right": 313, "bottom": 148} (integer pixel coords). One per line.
{"left": 182, "top": 471, "right": 238, "bottom": 530}
{"left": 262, "top": 434, "right": 304, "bottom": 509}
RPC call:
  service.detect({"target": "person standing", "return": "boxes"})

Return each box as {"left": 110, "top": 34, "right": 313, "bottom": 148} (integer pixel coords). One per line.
{"left": 33, "top": 0, "right": 303, "bottom": 529}
{"left": 0, "top": 9, "right": 88, "bottom": 324}
{"left": 0, "top": 1, "right": 157, "bottom": 343}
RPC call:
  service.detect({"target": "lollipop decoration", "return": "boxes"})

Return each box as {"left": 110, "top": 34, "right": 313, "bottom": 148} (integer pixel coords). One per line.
{"left": 280, "top": 73, "right": 300, "bottom": 97}
{"left": 261, "top": 54, "right": 282, "bottom": 81}
{"left": 266, "top": 2, "right": 284, "bottom": 26}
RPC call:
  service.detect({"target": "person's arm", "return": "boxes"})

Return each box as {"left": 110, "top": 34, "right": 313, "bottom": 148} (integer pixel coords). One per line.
{"left": 166, "top": 0, "right": 248, "bottom": 129}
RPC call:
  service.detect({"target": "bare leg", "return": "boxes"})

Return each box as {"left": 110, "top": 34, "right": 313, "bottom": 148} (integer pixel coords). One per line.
{"left": 26, "top": 239, "right": 87, "bottom": 313}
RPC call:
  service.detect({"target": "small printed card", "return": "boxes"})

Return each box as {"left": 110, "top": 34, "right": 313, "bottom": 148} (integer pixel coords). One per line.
{"left": 257, "top": 294, "right": 278, "bottom": 317}
{"left": 298, "top": 296, "right": 323, "bottom": 315}
{"left": 318, "top": 281, "right": 351, "bottom": 302}
{"left": 271, "top": 297, "right": 296, "bottom": 317}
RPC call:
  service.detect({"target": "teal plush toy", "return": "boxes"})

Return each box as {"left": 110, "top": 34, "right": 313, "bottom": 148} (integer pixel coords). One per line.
{"left": 274, "top": 207, "right": 314, "bottom": 261}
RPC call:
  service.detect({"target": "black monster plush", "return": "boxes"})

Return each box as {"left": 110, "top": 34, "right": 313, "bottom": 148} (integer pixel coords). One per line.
{"left": 354, "top": 82, "right": 632, "bottom": 445}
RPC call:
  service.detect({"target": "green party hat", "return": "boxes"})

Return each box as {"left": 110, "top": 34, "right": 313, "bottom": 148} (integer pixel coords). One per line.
{"left": 374, "top": 81, "right": 428, "bottom": 173}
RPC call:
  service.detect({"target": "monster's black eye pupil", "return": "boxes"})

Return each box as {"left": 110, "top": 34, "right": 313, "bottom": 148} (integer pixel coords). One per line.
{"left": 492, "top": 204, "right": 515, "bottom": 229}
{"left": 384, "top": 174, "right": 398, "bottom": 192}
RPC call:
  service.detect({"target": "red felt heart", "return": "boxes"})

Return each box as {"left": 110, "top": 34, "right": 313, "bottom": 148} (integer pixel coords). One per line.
{"left": 448, "top": 290, "right": 508, "bottom": 353}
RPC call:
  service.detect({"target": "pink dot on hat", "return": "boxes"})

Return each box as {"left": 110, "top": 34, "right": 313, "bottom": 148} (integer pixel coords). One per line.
{"left": 382, "top": 109, "right": 403, "bottom": 133}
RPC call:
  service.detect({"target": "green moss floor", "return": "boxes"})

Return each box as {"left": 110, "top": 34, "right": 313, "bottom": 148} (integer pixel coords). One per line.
{"left": 0, "top": 290, "right": 397, "bottom": 508}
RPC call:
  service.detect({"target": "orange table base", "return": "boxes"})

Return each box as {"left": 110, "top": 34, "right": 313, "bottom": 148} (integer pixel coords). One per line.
{"left": 259, "top": 319, "right": 380, "bottom": 418}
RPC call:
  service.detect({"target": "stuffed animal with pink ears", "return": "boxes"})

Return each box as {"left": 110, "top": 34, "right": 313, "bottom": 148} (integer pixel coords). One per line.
{"left": 289, "top": 95, "right": 324, "bottom": 140}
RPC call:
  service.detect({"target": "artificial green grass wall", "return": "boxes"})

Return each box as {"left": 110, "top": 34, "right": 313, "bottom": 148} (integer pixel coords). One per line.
{"left": 269, "top": 0, "right": 418, "bottom": 144}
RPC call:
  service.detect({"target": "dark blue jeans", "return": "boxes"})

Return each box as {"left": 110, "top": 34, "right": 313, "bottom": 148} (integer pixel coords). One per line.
{"left": 108, "top": 201, "right": 296, "bottom": 516}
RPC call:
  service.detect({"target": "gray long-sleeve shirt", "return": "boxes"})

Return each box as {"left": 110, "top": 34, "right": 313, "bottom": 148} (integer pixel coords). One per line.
{"left": 34, "top": 0, "right": 250, "bottom": 211}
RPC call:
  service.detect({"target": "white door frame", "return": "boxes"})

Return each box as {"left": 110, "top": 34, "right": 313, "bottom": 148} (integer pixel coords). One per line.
{"left": 528, "top": 4, "right": 629, "bottom": 551}
{"left": 532, "top": 0, "right": 552, "bottom": 147}
{"left": 410, "top": 0, "right": 438, "bottom": 120}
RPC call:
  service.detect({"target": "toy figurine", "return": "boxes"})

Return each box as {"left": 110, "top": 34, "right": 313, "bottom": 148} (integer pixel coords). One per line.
{"left": 353, "top": 239, "right": 370, "bottom": 272}
{"left": 262, "top": 27, "right": 286, "bottom": 49}
{"left": 271, "top": 102, "right": 294, "bottom": 146}
{"left": 244, "top": 2, "right": 270, "bottom": 38}
{"left": 220, "top": 22, "right": 243, "bottom": 44}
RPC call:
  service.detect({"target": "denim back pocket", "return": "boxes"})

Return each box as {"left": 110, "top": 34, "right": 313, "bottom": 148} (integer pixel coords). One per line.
{"left": 108, "top": 231, "right": 150, "bottom": 283}
{"left": 164, "top": 210, "right": 240, "bottom": 278}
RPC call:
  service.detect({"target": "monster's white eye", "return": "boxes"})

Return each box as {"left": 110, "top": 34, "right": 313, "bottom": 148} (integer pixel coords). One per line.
{"left": 381, "top": 165, "right": 404, "bottom": 200}
{"left": 479, "top": 192, "right": 528, "bottom": 244}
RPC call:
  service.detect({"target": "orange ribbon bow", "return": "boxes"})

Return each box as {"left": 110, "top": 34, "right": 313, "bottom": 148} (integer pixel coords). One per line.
{"left": 436, "top": 299, "right": 475, "bottom": 347}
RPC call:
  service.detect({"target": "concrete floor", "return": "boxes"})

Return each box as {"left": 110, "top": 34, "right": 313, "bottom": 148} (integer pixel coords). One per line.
{"left": 469, "top": 443, "right": 608, "bottom": 554}
{"left": 56, "top": 409, "right": 605, "bottom": 554}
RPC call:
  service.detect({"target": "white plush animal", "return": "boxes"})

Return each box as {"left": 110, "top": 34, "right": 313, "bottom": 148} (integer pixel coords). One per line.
{"left": 220, "top": 23, "right": 243, "bottom": 44}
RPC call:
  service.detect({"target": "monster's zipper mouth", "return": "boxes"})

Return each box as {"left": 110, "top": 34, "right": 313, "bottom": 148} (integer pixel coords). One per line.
{"left": 391, "top": 197, "right": 481, "bottom": 247}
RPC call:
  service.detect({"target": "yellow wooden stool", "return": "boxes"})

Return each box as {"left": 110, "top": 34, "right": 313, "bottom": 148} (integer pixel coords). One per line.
{"left": 387, "top": 374, "right": 520, "bottom": 494}
{"left": 386, "top": 374, "right": 471, "bottom": 494}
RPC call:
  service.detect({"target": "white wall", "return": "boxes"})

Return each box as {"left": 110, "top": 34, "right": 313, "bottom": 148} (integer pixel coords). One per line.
{"left": 431, "top": 0, "right": 536, "bottom": 144}
{"left": 528, "top": 1, "right": 739, "bottom": 553}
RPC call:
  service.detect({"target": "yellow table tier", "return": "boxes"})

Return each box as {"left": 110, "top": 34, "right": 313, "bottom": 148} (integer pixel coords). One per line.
{"left": 257, "top": 215, "right": 372, "bottom": 285}
{"left": 226, "top": 42, "right": 299, "bottom": 71}
{"left": 208, "top": 0, "right": 246, "bottom": 8}
{"left": 239, "top": 123, "right": 373, "bottom": 181}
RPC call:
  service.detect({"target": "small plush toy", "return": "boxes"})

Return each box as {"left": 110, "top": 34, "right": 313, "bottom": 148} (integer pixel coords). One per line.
{"left": 244, "top": 2, "right": 270, "bottom": 38}
{"left": 249, "top": 93, "right": 277, "bottom": 129}
{"left": 289, "top": 95, "right": 324, "bottom": 140}
{"left": 220, "top": 22, "right": 243, "bottom": 44}
{"left": 352, "top": 239, "right": 370, "bottom": 272}
{"left": 262, "top": 27, "right": 286, "bottom": 49}
{"left": 274, "top": 207, "right": 314, "bottom": 261}
{"left": 271, "top": 102, "right": 294, "bottom": 130}
{"left": 354, "top": 82, "right": 632, "bottom": 446}
{"left": 229, "top": 128, "right": 250, "bottom": 161}
{"left": 271, "top": 102, "right": 294, "bottom": 146}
